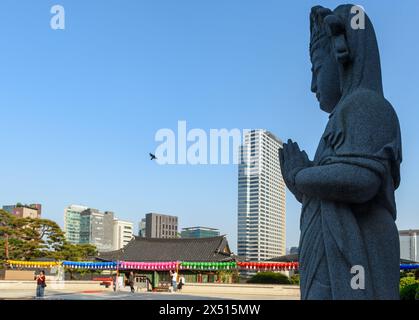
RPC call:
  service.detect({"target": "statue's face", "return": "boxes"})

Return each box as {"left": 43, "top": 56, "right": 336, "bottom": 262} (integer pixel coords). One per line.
{"left": 310, "top": 46, "right": 341, "bottom": 113}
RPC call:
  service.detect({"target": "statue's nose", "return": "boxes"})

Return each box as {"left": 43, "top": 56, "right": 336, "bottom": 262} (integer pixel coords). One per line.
{"left": 310, "top": 72, "right": 317, "bottom": 93}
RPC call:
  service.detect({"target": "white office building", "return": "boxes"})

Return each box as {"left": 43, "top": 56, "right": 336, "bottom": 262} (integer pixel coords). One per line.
{"left": 399, "top": 229, "right": 419, "bottom": 262}
{"left": 237, "top": 129, "right": 286, "bottom": 262}
{"left": 113, "top": 219, "right": 134, "bottom": 250}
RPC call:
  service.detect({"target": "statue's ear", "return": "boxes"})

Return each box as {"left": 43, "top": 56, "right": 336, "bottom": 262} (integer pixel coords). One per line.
{"left": 324, "top": 15, "right": 350, "bottom": 65}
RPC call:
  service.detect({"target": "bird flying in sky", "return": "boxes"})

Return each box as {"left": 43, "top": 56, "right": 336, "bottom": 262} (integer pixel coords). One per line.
{"left": 149, "top": 153, "right": 157, "bottom": 160}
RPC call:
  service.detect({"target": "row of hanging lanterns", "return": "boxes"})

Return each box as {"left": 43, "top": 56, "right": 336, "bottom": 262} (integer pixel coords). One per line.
{"left": 237, "top": 262, "right": 299, "bottom": 270}
{"left": 180, "top": 261, "right": 237, "bottom": 270}
{"left": 400, "top": 264, "right": 419, "bottom": 270}
{"left": 6, "top": 260, "right": 61, "bottom": 268}
{"left": 62, "top": 261, "right": 117, "bottom": 269}
{"left": 119, "top": 261, "right": 178, "bottom": 270}
{"left": 7, "top": 260, "right": 417, "bottom": 272}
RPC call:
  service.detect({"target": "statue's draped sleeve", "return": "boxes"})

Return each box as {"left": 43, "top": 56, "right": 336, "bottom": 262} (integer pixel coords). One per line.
{"left": 319, "top": 90, "right": 402, "bottom": 217}
{"left": 294, "top": 90, "right": 402, "bottom": 216}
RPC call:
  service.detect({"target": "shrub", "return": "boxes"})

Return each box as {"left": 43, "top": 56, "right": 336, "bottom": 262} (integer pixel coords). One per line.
{"left": 247, "top": 272, "right": 291, "bottom": 285}
{"left": 400, "top": 283, "right": 419, "bottom": 300}
{"left": 290, "top": 274, "right": 300, "bottom": 285}
{"left": 400, "top": 276, "right": 417, "bottom": 288}
{"left": 400, "top": 271, "right": 414, "bottom": 278}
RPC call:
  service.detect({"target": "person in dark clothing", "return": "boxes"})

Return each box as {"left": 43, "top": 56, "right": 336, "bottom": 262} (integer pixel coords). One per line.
{"left": 128, "top": 272, "right": 135, "bottom": 293}
{"left": 177, "top": 275, "right": 185, "bottom": 292}
{"left": 35, "top": 270, "right": 46, "bottom": 298}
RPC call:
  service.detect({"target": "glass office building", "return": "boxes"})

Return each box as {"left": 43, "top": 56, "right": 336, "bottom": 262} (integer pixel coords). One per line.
{"left": 237, "top": 129, "right": 286, "bottom": 262}
{"left": 181, "top": 226, "right": 220, "bottom": 239}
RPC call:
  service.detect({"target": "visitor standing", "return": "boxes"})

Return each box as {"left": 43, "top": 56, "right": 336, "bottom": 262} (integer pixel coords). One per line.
{"left": 35, "top": 270, "right": 46, "bottom": 298}
{"left": 170, "top": 270, "right": 177, "bottom": 292}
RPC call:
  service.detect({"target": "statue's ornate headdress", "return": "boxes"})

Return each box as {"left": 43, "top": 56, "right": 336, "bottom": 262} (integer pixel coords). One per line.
{"left": 310, "top": 6, "right": 350, "bottom": 64}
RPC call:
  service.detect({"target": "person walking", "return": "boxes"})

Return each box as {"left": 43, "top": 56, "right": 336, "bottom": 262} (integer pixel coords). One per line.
{"left": 112, "top": 273, "right": 117, "bottom": 292}
{"left": 170, "top": 270, "right": 177, "bottom": 292}
{"left": 35, "top": 270, "right": 46, "bottom": 299}
{"left": 128, "top": 271, "right": 135, "bottom": 293}
{"left": 177, "top": 275, "right": 185, "bottom": 292}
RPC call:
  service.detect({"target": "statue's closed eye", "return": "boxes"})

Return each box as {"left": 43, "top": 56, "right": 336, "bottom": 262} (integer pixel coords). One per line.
{"left": 312, "top": 64, "right": 322, "bottom": 74}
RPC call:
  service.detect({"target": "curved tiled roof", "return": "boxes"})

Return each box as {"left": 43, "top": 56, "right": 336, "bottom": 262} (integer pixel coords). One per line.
{"left": 97, "top": 235, "right": 234, "bottom": 262}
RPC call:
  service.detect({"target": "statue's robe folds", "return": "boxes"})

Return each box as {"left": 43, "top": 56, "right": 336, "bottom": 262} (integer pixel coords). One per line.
{"left": 297, "top": 89, "right": 402, "bottom": 300}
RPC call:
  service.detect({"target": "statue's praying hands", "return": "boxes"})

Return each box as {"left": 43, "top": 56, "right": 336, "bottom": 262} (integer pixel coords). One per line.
{"left": 279, "top": 139, "right": 312, "bottom": 203}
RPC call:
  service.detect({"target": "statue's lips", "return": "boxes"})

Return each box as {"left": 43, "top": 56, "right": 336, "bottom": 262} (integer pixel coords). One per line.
{"left": 316, "top": 93, "right": 321, "bottom": 101}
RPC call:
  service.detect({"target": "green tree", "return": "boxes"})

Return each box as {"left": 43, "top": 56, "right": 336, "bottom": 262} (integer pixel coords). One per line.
{"left": 18, "top": 217, "right": 66, "bottom": 258}
{"left": 0, "top": 210, "right": 25, "bottom": 261}
{"left": 53, "top": 243, "right": 97, "bottom": 261}
{"left": 0, "top": 209, "right": 96, "bottom": 262}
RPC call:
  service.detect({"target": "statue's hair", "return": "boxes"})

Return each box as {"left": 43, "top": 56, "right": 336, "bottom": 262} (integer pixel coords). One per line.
{"left": 310, "top": 6, "right": 333, "bottom": 55}
{"left": 310, "top": 5, "right": 350, "bottom": 64}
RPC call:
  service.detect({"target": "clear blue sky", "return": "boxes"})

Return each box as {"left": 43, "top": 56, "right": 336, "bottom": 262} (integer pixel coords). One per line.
{"left": 0, "top": 0, "right": 418, "bottom": 253}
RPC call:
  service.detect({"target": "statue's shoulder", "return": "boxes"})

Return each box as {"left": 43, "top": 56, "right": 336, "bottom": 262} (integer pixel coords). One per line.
{"left": 338, "top": 89, "right": 398, "bottom": 124}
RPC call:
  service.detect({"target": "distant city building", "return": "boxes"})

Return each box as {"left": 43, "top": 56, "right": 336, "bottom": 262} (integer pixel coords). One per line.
{"left": 64, "top": 204, "right": 133, "bottom": 252}
{"left": 399, "top": 229, "right": 419, "bottom": 262}
{"left": 2, "top": 203, "right": 42, "bottom": 219}
{"left": 145, "top": 213, "right": 178, "bottom": 238}
{"left": 64, "top": 204, "right": 88, "bottom": 244}
{"left": 80, "top": 209, "right": 114, "bottom": 252}
{"left": 237, "top": 129, "right": 286, "bottom": 262}
{"left": 289, "top": 246, "right": 299, "bottom": 255}
{"left": 113, "top": 219, "right": 134, "bottom": 250}
{"left": 181, "top": 226, "right": 220, "bottom": 239}
{"left": 138, "top": 218, "right": 146, "bottom": 237}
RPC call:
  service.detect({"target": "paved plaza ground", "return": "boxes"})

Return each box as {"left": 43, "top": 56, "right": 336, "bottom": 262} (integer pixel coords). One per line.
{"left": 0, "top": 283, "right": 300, "bottom": 300}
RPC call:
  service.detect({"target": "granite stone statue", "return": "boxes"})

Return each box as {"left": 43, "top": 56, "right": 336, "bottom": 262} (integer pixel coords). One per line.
{"left": 279, "top": 4, "right": 402, "bottom": 299}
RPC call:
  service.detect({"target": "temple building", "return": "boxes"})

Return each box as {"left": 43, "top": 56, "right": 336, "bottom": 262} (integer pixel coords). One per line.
{"left": 96, "top": 235, "right": 237, "bottom": 288}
